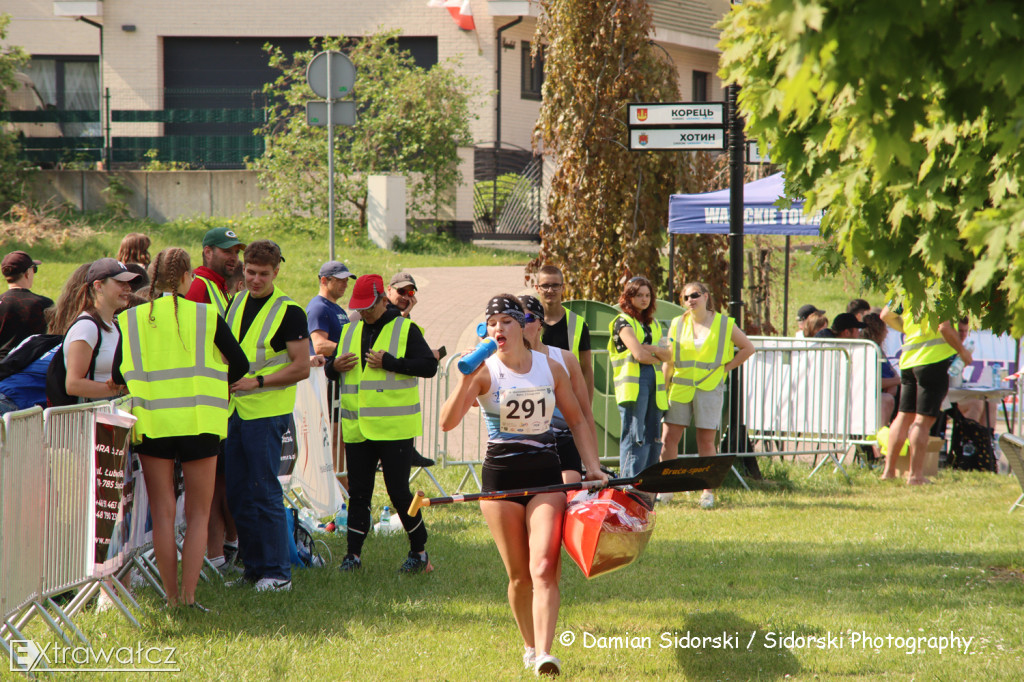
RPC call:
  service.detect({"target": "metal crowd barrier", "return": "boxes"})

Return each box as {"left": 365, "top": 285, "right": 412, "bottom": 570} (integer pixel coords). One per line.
{"left": 2, "top": 400, "right": 169, "bottom": 674}
{"left": 417, "top": 338, "right": 885, "bottom": 492}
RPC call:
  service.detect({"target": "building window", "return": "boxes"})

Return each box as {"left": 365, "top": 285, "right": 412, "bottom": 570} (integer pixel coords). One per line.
{"left": 692, "top": 70, "right": 709, "bottom": 102}
{"left": 521, "top": 41, "right": 544, "bottom": 101}
{"left": 23, "top": 56, "right": 100, "bottom": 136}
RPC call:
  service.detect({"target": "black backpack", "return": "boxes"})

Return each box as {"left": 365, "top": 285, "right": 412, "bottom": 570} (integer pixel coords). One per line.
{"left": 949, "top": 408, "right": 997, "bottom": 473}
{"left": 45, "top": 316, "right": 102, "bottom": 407}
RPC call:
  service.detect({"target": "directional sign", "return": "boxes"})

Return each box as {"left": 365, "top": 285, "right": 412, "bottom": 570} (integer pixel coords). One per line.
{"left": 629, "top": 128, "right": 725, "bottom": 151}
{"left": 306, "top": 51, "right": 356, "bottom": 99}
{"left": 628, "top": 102, "right": 724, "bottom": 127}
{"left": 306, "top": 101, "right": 357, "bottom": 127}
{"left": 746, "top": 140, "right": 771, "bottom": 164}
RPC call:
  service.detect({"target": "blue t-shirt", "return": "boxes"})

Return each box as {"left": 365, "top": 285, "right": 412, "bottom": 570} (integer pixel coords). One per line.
{"left": 305, "top": 295, "right": 349, "bottom": 353}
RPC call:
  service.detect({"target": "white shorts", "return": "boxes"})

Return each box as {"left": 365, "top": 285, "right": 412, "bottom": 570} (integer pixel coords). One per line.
{"left": 665, "top": 382, "right": 725, "bottom": 430}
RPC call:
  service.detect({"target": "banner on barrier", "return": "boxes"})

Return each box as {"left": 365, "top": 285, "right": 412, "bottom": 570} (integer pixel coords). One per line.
{"left": 278, "top": 414, "right": 298, "bottom": 483}
{"left": 288, "top": 368, "right": 344, "bottom": 517}
{"left": 91, "top": 409, "right": 137, "bottom": 578}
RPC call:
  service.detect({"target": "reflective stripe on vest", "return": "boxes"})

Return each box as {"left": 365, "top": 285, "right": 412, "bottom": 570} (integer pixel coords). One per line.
{"left": 899, "top": 313, "right": 955, "bottom": 370}
{"left": 198, "top": 275, "right": 229, "bottom": 318}
{"left": 337, "top": 316, "right": 422, "bottom": 442}
{"left": 607, "top": 314, "right": 668, "bottom": 409}
{"left": 564, "top": 307, "right": 584, "bottom": 361}
{"left": 118, "top": 298, "right": 229, "bottom": 439}
{"left": 667, "top": 312, "right": 735, "bottom": 403}
{"left": 226, "top": 287, "right": 299, "bottom": 419}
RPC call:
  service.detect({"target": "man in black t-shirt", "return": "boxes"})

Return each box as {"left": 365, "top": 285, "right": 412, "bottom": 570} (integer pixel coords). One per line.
{"left": 535, "top": 264, "right": 594, "bottom": 399}
{"left": 0, "top": 251, "right": 53, "bottom": 362}
{"left": 224, "top": 240, "right": 310, "bottom": 593}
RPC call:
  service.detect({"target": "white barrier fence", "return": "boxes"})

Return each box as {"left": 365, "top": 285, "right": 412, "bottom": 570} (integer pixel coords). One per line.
{"left": 422, "top": 339, "right": 887, "bottom": 491}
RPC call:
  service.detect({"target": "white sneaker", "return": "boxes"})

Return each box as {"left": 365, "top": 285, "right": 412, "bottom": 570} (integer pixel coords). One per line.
{"left": 254, "top": 577, "right": 292, "bottom": 593}
{"left": 698, "top": 491, "right": 715, "bottom": 509}
{"left": 535, "top": 653, "right": 561, "bottom": 676}
{"left": 523, "top": 647, "right": 536, "bottom": 670}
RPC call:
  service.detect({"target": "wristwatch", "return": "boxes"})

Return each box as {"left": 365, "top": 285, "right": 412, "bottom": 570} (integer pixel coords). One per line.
{"left": 257, "top": 375, "right": 264, "bottom": 388}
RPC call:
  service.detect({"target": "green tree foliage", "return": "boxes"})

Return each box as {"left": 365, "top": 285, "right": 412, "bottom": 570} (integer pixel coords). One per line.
{"left": 720, "top": 0, "right": 1024, "bottom": 333}
{"left": 251, "top": 32, "right": 476, "bottom": 231}
{"left": 0, "top": 14, "right": 29, "bottom": 212}
{"left": 530, "top": 0, "right": 682, "bottom": 302}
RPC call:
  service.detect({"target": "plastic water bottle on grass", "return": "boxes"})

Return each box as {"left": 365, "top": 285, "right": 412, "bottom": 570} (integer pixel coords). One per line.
{"left": 335, "top": 503, "right": 348, "bottom": 532}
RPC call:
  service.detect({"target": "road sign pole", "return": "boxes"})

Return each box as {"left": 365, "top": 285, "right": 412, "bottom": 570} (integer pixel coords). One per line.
{"left": 327, "top": 53, "right": 336, "bottom": 260}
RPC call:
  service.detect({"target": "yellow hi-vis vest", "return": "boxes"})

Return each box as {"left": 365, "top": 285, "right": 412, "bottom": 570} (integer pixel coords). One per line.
{"left": 197, "top": 274, "right": 229, "bottom": 318}
{"left": 337, "top": 316, "right": 422, "bottom": 443}
{"left": 226, "top": 287, "right": 300, "bottom": 419}
{"left": 118, "top": 297, "right": 229, "bottom": 439}
{"left": 666, "top": 312, "right": 735, "bottom": 404}
{"left": 563, "top": 307, "right": 584, "bottom": 361}
{"left": 607, "top": 314, "right": 668, "bottom": 409}
{"left": 899, "top": 312, "right": 955, "bottom": 370}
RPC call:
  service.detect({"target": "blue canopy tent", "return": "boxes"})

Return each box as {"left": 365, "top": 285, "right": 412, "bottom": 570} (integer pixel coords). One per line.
{"left": 667, "top": 172, "right": 823, "bottom": 333}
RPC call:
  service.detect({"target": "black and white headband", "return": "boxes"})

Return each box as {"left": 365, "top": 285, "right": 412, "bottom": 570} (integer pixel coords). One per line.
{"left": 485, "top": 295, "right": 526, "bottom": 326}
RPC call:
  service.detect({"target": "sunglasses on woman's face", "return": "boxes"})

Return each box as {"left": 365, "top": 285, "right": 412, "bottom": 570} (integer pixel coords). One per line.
{"left": 684, "top": 291, "right": 703, "bottom": 300}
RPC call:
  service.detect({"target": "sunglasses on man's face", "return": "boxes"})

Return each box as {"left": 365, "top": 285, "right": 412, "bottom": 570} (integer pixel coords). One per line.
{"left": 683, "top": 291, "right": 703, "bottom": 301}
{"left": 396, "top": 287, "right": 416, "bottom": 296}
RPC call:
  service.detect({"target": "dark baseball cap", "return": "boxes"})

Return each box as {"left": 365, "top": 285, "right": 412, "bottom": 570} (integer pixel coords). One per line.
{"left": 349, "top": 274, "right": 385, "bottom": 310}
{"left": 832, "top": 312, "right": 867, "bottom": 332}
{"left": 1, "top": 251, "right": 41, "bottom": 277}
{"left": 87, "top": 258, "right": 140, "bottom": 284}
{"left": 797, "top": 304, "right": 825, "bottom": 321}
{"left": 202, "top": 227, "right": 245, "bottom": 250}
{"left": 319, "top": 260, "right": 356, "bottom": 280}
{"left": 389, "top": 271, "right": 416, "bottom": 290}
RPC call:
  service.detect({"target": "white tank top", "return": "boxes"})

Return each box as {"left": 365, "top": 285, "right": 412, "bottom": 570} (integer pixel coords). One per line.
{"left": 545, "top": 346, "right": 571, "bottom": 432}
{"left": 480, "top": 350, "right": 557, "bottom": 455}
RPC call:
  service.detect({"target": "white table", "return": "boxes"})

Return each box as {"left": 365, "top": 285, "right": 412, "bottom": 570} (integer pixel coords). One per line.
{"left": 944, "top": 385, "right": 1014, "bottom": 431}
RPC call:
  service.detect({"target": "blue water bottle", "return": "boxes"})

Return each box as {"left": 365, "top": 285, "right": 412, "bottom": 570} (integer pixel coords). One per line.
{"left": 335, "top": 503, "right": 347, "bottom": 532}
{"left": 458, "top": 337, "right": 498, "bottom": 375}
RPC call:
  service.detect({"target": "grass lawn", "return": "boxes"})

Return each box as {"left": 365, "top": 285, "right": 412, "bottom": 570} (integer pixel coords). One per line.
{"left": 15, "top": 461, "right": 1022, "bottom": 681}
{"left": 3, "top": 214, "right": 531, "bottom": 309}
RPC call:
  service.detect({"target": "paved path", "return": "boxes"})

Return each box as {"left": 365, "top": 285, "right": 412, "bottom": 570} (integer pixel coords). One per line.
{"left": 401, "top": 265, "right": 535, "bottom": 356}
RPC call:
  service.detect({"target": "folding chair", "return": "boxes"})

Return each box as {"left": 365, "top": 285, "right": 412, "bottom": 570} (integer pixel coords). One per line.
{"left": 996, "top": 433, "right": 1024, "bottom": 513}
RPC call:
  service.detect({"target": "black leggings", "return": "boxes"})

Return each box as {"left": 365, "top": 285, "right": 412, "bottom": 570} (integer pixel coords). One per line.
{"left": 345, "top": 438, "right": 427, "bottom": 556}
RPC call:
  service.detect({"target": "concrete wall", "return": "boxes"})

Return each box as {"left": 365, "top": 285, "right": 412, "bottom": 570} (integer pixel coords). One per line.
{"left": 28, "top": 170, "right": 265, "bottom": 220}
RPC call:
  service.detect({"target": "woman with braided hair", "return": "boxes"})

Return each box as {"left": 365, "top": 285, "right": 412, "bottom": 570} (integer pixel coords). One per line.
{"left": 441, "top": 295, "right": 607, "bottom": 676}
{"left": 112, "top": 247, "right": 248, "bottom": 610}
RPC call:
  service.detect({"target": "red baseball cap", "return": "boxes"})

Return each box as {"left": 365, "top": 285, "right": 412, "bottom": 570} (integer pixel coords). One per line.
{"left": 348, "top": 274, "right": 385, "bottom": 310}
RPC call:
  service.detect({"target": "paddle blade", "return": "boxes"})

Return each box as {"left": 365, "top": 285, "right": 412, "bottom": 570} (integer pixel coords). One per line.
{"left": 631, "top": 455, "right": 736, "bottom": 493}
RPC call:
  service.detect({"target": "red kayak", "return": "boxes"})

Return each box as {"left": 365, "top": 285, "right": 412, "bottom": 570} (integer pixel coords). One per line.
{"left": 562, "top": 488, "right": 656, "bottom": 579}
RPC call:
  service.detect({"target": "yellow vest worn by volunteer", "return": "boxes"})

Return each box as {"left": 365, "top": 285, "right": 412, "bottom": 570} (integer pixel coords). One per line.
{"left": 667, "top": 312, "right": 735, "bottom": 404}
{"left": 607, "top": 314, "right": 668, "bottom": 409}
{"left": 118, "top": 296, "right": 230, "bottom": 439}
{"left": 226, "top": 287, "right": 302, "bottom": 420}
{"left": 336, "top": 316, "right": 422, "bottom": 443}
{"left": 562, "top": 307, "right": 584, "bottom": 361}
{"left": 899, "top": 312, "right": 955, "bottom": 370}
{"left": 197, "top": 274, "right": 229, "bottom": 318}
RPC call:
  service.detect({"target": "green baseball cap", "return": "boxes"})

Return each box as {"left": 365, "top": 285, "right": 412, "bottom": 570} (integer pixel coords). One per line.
{"left": 202, "top": 227, "right": 245, "bottom": 250}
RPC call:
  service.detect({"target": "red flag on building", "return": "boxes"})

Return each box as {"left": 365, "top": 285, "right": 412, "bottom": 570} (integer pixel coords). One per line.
{"left": 428, "top": 0, "right": 476, "bottom": 32}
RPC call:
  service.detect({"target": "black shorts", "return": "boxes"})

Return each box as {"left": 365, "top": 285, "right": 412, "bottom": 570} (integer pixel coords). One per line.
{"left": 555, "top": 433, "right": 584, "bottom": 474}
{"left": 898, "top": 356, "right": 954, "bottom": 418}
{"left": 482, "top": 448, "right": 562, "bottom": 507}
{"left": 135, "top": 433, "right": 220, "bottom": 463}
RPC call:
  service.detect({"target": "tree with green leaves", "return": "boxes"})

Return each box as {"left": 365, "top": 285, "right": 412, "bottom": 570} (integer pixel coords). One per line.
{"left": 251, "top": 32, "right": 476, "bottom": 232}
{"left": 0, "top": 14, "right": 29, "bottom": 213}
{"left": 720, "top": 0, "right": 1024, "bottom": 333}
{"left": 530, "top": 0, "right": 683, "bottom": 302}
